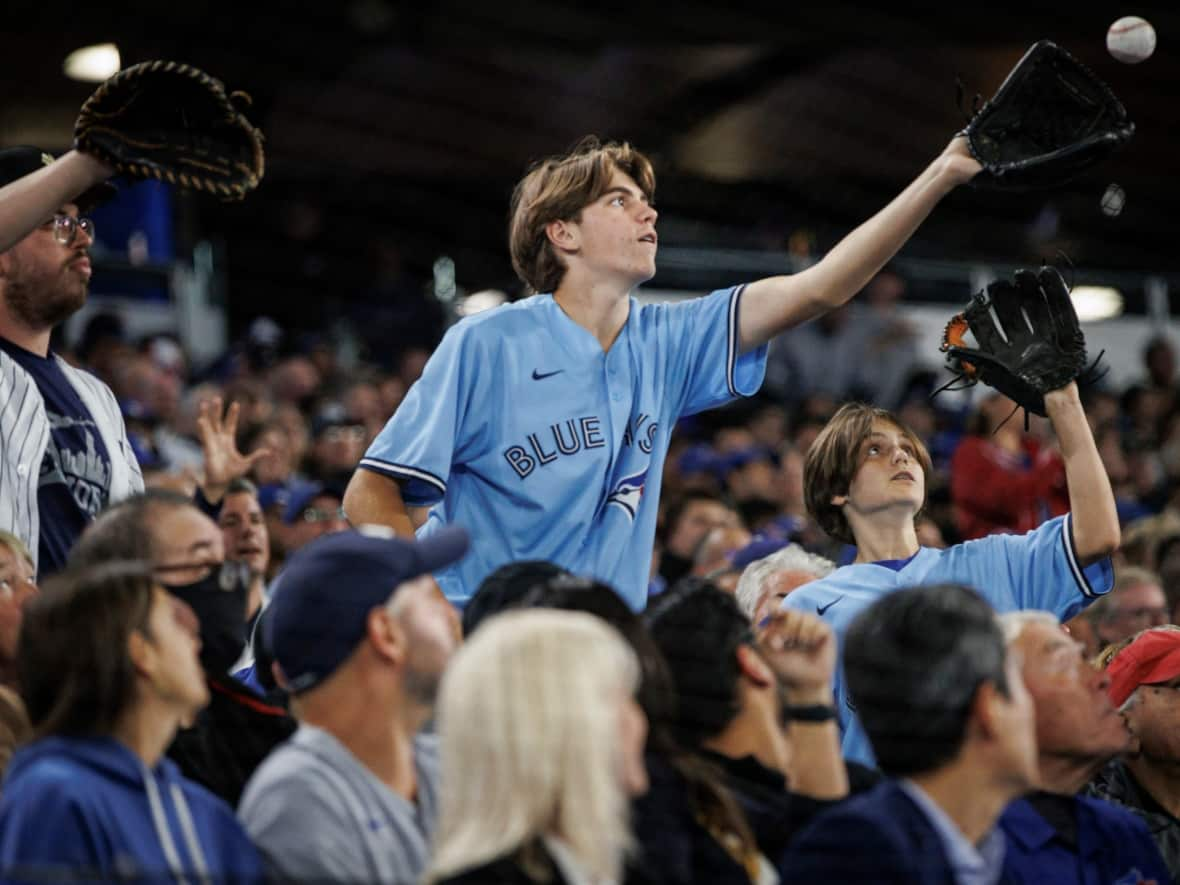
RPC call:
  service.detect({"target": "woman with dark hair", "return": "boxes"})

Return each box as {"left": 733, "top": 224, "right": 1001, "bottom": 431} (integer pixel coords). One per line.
{"left": 0, "top": 562, "right": 262, "bottom": 882}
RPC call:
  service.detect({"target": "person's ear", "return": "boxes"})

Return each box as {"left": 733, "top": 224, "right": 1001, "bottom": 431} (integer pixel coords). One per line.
{"left": 272, "top": 661, "right": 289, "bottom": 690}
{"left": 366, "top": 606, "right": 406, "bottom": 665}
{"left": 971, "top": 680, "right": 1007, "bottom": 743}
{"left": 127, "top": 630, "right": 153, "bottom": 680}
{"left": 735, "top": 644, "right": 774, "bottom": 689}
{"left": 545, "top": 219, "right": 579, "bottom": 255}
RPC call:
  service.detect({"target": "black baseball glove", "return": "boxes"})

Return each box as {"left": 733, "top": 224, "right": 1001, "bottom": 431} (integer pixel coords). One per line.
{"left": 940, "top": 267, "right": 1088, "bottom": 417}
{"left": 961, "top": 40, "right": 1134, "bottom": 190}
{"left": 74, "top": 60, "right": 264, "bottom": 200}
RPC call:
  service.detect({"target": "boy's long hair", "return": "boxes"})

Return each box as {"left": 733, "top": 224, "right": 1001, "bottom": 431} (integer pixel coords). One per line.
{"left": 509, "top": 136, "right": 655, "bottom": 295}
{"left": 804, "top": 403, "right": 932, "bottom": 545}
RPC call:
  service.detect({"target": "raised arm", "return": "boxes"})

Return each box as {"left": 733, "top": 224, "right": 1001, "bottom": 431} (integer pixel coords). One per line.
{"left": 0, "top": 151, "right": 112, "bottom": 253}
{"left": 758, "top": 609, "right": 848, "bottom": 800}
{"left": 737, "top": 137, "right": 981, "bottom": 351}
{"left": 1046, "top": 382, "right": 1120, "bottom": 563}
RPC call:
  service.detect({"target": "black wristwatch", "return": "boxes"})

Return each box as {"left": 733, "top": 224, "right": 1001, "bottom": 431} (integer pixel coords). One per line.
{"left": 785, "top": 703, "right": 837, "bottom": 723}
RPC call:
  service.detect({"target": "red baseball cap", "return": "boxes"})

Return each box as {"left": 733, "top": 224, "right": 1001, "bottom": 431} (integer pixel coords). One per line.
{"left": 1107, "top": 628, "right": 1180, "bottom": 707}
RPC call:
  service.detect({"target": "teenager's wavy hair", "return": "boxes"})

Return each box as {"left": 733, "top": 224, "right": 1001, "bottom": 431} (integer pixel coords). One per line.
{"left": 426, "top": 609, "right": 640, "bottom": 884}
{"left": 804, "top": 403, "right": 932, "bottom": 545}
{"left": 509, "top": 136, "right": 655, "bottom": 295}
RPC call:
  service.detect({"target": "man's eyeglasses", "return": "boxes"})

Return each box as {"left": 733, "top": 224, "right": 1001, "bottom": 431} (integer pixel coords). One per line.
{"left": 323, "top": 426, "right": 366, "bottom": 443}
{"left": 1112, "top": 606, "right": 1170, "bottom": 624}
{"left": 302, "top": 506, "right": 347, "bottom": 524}
{"left": 46, "top": 214, "right": 95, "bottom": 247}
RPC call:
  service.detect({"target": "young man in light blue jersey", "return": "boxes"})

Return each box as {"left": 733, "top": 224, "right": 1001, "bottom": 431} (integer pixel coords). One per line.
{"left": 345, "top": 135, "right": 983, "bottom": 610}
{"left": 782, "top": 390, "right": 1120, "bottom": 766}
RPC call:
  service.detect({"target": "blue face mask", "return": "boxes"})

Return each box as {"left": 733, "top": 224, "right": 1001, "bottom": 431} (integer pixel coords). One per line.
{"left": 161, "top": 561, "right": 251, "bottom": 675}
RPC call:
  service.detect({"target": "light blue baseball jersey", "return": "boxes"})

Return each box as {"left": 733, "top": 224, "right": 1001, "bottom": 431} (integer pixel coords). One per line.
{"left": 359, "top": 286, "right": 767, "bottom": 610}
{"left": 781, "top": 513, "right": 1113, "bottom": 766}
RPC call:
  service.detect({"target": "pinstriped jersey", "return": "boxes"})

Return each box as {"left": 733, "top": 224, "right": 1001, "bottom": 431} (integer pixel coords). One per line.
{"left": 360, "top": 286, "right": 768, "bottom": 610}
{"left": 0, "top": 342, "right": 144, "bottom": 572}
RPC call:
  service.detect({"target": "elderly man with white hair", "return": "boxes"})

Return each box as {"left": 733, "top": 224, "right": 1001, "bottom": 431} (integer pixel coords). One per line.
{"left": 993, "top": 610, "right": 1169, "bottom": 885}
{"left": 736, "top": 542, "right": 835, "bottom": 625}
{"left": 1086, "top": 625, "right": 1180, "bottom": 881}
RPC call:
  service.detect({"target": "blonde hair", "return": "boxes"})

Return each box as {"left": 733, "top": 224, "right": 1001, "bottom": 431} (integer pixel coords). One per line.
{"left": 734, "top": 544, "right": 835, "bottom": 620}
{"left": 509, "top": 137, "right": 655, "bottom": 295}
{"left": 1094, "top": 623, "right": 1180, "bottom": 671}
{"left": 426, "top": 609, "right": 640, "bottom": 883}
{"left": 0, "top": 532, "right": 33, "bottom": 571}
{"left": 0, "top": 685, "right": 30, "bottom": 787}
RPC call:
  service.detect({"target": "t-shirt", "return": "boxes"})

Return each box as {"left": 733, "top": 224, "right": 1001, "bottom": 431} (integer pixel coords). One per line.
{"left": 0, "top": 339, "right": 110, "bottom": 574}
{"left": 238, "top": 724, "right": 440, "bottom": 885}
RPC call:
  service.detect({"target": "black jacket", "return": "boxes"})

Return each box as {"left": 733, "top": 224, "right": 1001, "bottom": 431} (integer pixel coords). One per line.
{"left": 630, "top": 751, "right": 755, "bottom": 884}
{"left": 167, "top": 673, "right": 297, "bottom": 807}
{"left": 700, "top": 750, "right": 838, "bottom": 863}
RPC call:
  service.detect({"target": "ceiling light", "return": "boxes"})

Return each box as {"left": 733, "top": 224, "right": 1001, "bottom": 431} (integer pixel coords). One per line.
{"left": 1070, "top": 286, "right": 1124, "bottom": 322}
{"left": 64, "top": 44, "right": 121, "bottom": 83}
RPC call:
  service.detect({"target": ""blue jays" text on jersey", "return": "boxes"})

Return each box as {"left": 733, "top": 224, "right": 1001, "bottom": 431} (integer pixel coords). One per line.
{"left": 359, "top": 286, "right": 767, "bottom": 609}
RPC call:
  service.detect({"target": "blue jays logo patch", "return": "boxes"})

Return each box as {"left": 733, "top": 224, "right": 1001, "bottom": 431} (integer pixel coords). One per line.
{"left": 606, "top": 468, "right": 648, "bottom": 519}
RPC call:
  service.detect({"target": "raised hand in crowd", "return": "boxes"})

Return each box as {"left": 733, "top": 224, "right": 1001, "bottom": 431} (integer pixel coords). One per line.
{"left": 196, "top": 396, "right": 271, "bottom": 505}
{"left": 756, "top": 608, "right": 836, "bottom": 703}
{"left": 756, "top": 609, "right": 847, "bottom": 800}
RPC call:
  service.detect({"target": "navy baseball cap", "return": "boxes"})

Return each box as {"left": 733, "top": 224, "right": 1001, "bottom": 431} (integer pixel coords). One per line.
{"left": 0, "top": 146, "right": 116, "bottom": 213}
{"left": 280, "top": 479, "right": 345, "bottom": 525}
{"left": 265, "top": 525, "right": 470, "bottom": 695}
{"left": 730, "top": 534, "right": 790, "bottom": 571}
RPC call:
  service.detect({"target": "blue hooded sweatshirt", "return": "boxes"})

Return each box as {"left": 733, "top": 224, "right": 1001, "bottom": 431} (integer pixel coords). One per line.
{"left": 0, "top": 735, "right": 263, "bottom": 883}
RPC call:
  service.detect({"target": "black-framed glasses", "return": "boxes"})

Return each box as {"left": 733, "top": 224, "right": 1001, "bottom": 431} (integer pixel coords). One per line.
{"left": 46, "top": 214, "right": 95, "bottom": 247}
{"left": 153, "top": 559, "right": 251, "bottom": 590}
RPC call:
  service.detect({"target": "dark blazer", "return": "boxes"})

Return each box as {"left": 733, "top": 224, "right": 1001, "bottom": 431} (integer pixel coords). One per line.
{"left": 781, "top": 780, "right": 979, "bottom": 885}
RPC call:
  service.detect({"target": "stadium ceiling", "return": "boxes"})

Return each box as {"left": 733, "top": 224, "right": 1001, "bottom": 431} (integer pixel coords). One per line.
{"left": 3, "top": 1, "right": 1178, "bottom": 328}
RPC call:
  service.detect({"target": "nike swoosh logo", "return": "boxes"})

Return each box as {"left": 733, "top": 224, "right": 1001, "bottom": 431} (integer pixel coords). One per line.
{"left": 532, "top": 369, "right": 564, "bottom": 380}
{"left": 816, "top": 598, "right": 842, "bottom": 616}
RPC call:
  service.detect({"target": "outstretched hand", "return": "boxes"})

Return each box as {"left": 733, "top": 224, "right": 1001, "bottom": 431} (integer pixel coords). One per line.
{"left": 196, "top": 396, "right": 270, "bottom": 504}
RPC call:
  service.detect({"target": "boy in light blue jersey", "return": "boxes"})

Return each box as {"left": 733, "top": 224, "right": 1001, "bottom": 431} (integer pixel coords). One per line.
{"left": 783, "top": 394, "right": 1120, "bottom": 765}
{"left": 346, "top": 135, "right": 984, "bottom": 610}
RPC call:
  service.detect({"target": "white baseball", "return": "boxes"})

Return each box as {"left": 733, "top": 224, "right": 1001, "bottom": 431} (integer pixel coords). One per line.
{"left": 1107, "top": 16, "right": 1156, "bottom": 64}
{"left": 1101, "top": 183, "right": 1126, "bottom": 217}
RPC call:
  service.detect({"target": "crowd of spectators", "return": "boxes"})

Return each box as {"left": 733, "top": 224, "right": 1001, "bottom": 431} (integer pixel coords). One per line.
{"left": 5, "top": 142, "right": 1180, "bottom": 884}
{"left": 0, "top": 290, "right": 1174, "bottom": 882}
